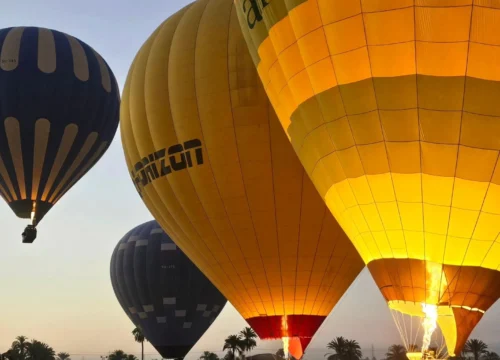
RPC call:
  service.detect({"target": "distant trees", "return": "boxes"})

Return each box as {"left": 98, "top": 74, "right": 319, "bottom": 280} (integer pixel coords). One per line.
{"left": 108, "top": 350, "right": 127, "bottom": 360}
{"left": 131, "top": 328, "right": 146, "bottom": 360}
{"left": 239, "top": 327, "right": 258, "bottom": 356}
{"left": 325, "top": 337, "right": 363, "bottom": 360}
{"left": 199, "top": 352, "right": 220, "bottom": 360}
{"left": 2, "top": 336, "right": 58, "bottom": 360}
{"left": 482, "top": 352, "right": 500, "bottom": 360}
{"left": 384, "top": 345, "right": 406, "bottom": 360}
{"left": 56, "top": 353, "right": 70, "bottom": 360}
{"left": 215, "top": 327, "right": 259, "bottom": 360}
{"left": 464, "top": 339, "right": 489, "bottom": 360}
{"left": 26, "top": 341, "right": 55, "bottom": 360}
{"left": 223, "top": 335, "right": 244, "bottom": 360}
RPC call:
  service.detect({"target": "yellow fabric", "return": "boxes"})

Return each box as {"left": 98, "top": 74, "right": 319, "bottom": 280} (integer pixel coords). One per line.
{"left": 120, "top": 0, "right": 363, "bottom": 321}
{"left": 388, "top": 300, "right": 457, "bottom": 356}
{"left": 235, "top": 0, "right": 500, "bottom": 271}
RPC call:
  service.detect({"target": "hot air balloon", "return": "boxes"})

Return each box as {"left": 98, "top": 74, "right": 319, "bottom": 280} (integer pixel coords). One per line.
{"left": 110, "top": 220, "right": 227, "bottom": 359}
{"left": 119, "top": 0, "right": 364, "bottom": 358}
{"left": 234, "top": 0, "right": 500, "bottom": 357}
{"left": 0, "top": 26, "right": 120, "bottom": 243}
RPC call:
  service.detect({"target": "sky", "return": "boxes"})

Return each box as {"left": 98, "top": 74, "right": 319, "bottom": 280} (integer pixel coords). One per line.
{"left": 0, "top": 1, "right": 499, "bottom": 360}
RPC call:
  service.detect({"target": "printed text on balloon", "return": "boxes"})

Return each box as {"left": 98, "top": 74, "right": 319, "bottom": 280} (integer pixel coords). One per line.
{"left": 130, "top": 139, "right": 204, "bottom": 196}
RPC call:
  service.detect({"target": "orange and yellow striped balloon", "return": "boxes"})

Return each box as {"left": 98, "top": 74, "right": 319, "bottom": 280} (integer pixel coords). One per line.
{"left": 235, "top": 0, "right": 500, "bottom": 356}
{"left": 120, "top": 0, "right": 364, "bottom": 356}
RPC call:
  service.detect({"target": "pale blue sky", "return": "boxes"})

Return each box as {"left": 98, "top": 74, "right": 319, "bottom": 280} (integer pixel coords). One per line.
{"left": 0, "top": 1, "right": 499, "bottom": 359}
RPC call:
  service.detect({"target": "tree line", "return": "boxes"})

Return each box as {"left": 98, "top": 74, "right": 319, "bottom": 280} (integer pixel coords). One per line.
{"left": 3, "top": 331, "right": 498, "bottom": 360}
{"left": 1, "top": 336, "right": 71, "bottom": 360}
{"left": 325, "top": 336, "right": 499, "bottom": 360}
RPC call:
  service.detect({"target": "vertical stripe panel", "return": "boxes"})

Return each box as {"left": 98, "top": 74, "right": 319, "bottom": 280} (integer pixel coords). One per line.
{"left": 0, "top": 184, "right": 9, "bottom": 201}
{"left": 0, "top": 154, "right": 15, "bottom": 200}
{"left": 53, "top": 141, "right": 108, "bottom": 204}
{"left": 92, "top": 50, "right": 112, "bottom": 92}
{"left": 0, "top": 27, "right": 24, "bottom": 71}
{"left": 65, "top": 34, "right": 89, "bottom": 81}
{"left": 32, "top": 118, "right": 51, "bottom": 199}
{"left": 4, "top": 117, "right": 26, "bottom": 199}
{"left": 49, "top": 132, "right": 98, "bottom": 202}
{"left": 41, "top": 124, "right": 78, "bottom": 201}
{"left": 37, "top": 28, "right": 56, "bottom": 73}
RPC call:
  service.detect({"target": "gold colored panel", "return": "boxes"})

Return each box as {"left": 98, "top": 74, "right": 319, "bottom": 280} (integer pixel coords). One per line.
{"left": 32, "top": 119, "right": 50, "bottom": 199}
{"left": 4, "top": 117, "right": 26, "bottom": 199}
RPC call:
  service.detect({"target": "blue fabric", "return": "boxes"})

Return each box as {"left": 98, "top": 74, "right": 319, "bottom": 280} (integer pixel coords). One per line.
{"left": 110, "top": 220, "right": 227, "bottom": 359}
{"left": 0, "top": 26, "right": 120, "bottom": 222}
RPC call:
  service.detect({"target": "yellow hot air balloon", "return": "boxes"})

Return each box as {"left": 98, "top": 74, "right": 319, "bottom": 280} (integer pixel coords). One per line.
{"left": 120, "top": 0, "right": 364, "bottom": 357}
{"left": 234, "top": 0, "right": 500, "bottom": 357}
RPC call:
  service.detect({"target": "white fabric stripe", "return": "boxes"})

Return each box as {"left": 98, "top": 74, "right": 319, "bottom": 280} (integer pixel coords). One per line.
{"left": 163, "top": 297, "right": 176, "bottom": 305}
{"left": 135, "top": 239, "right": 148, "bottom": 247}
{"left": 138, "top": 312, "right": 147, "bottom": 319}
{"left": 128, "top": 235, "right": 139, "bottom": 243}
{"left": 175, "top": 310, "right": 186, "bottom": 317}
{"left": 161, "top": 243, "right": 176, "bottom": 251}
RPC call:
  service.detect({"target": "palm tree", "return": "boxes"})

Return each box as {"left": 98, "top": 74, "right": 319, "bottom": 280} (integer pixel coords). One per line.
{"left": 108, "top": 351, "right": 127, "bottom": 360}
{"left": 12, "top": 336, "right": 29, "bottom": 360}
{"left": 482, "top": 352, "right": 500, "bottom": 360}
{"left": 464, "top": 339, "right": 488, "bottom": 360}
{"left": 3, "top": 350, "right": 18, "bottom": 360}
{"left": 325, "top": 336, "right": 349, "bottom": 360}
{"left": 199, "top": 352, "right": 220, "bottom": 360}
{"left": 345, "top": 339, "right": 363, "bottom": 360}
{"left": 26, "top": 340, "right": 55, "bottom": 360}
{"left": 239, "top": 328, "right": 258, "bottom": 357}
{"left": 132, "top": 328, "right": 146, "bottom": 360}
{"left": 56, "top": 353, "right": 70, "bottom": 360}
{"left": 223, "top": 335, "right": 244, "bottom": 360}
{"left": 385, "top": 345, "right": 406, "bottom": 360}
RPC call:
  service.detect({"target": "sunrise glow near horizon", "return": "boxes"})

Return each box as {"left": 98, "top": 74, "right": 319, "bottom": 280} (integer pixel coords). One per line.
{"left": 0, "top": 1, "right": 499, "bottom": 359}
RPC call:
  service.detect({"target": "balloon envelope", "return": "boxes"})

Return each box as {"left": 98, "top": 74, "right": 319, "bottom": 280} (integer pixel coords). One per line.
{"left": 0, "top": 26, "right": 120, "bottom": 225}
{"left": 120, "top": 0, "right": 364, "bottom": 354}
{"left": 110, "top": 220, "right": 227, "bottom": 359}
{"left": 234, "top": 0, "right": 500, "bottom": 355}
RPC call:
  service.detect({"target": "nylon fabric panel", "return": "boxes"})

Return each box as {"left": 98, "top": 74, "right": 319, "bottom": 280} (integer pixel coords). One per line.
{"left": 234, "top": 0, "right": 500, "bottom": 354}
{"left": 120, "top": 0, "right": 364, "bottom": 350}
{"left": 110, "top": 220, "right": 227, "bottom": 359}
{"left": 0, "top": 26, "right": 120, "bottom": 224}
{"left": 119, "top": 5, "right": 249, "bottom": 316}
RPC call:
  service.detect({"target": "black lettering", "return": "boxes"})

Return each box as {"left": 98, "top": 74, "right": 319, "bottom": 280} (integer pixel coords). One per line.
{"left": 243, "top": 0, "right": 262, "bottom": 29}
{"left": 144, "top": 163, "right": 160, "bottom": 182}
{"left": 132, "top": 140, "right": 204, "bottom": 190}
{"left": 168, "top": 144, "right": 187, "bottom": 171}
{"left": 169, "top": 154, "right": 187, "bottom": 171}
{"left": 184, "top": 139, "right": 203, "bottom": 167}
{"left": 154, "top": 149, "right": 166, "bottom": 160}
{"left": 160, "top": 158, "right": 172, "bottom": 176}
{"left": 138, "top": 169, "right": 149, "bottom": 186}
{"left": 141, "top": 156, "right": 150, "bottom": 166}
{"left": 134, "top": 161, "right": 144, "bottom": 172}
{"left": 131, "top": 170, "right": 143, "bottom": 196}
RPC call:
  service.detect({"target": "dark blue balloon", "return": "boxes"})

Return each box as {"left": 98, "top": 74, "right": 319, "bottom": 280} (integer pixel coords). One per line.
{"left": 0, "top": 26, "right": 120, "bottom": 226}
{"left": 110, "top": 220, "right": 227, "bottom": 359}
